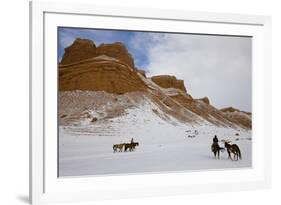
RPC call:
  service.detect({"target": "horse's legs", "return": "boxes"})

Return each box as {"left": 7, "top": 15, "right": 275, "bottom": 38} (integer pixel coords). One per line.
{"left": 228, "top": 150, "right": 231, "bottom": 159}
{"left": 231, "top": 148, "right": 236, "bottom": 160}
{"left": 218, "top": 150, "right": 220, "bottom": 159}
{"left": 228, "top": 150, "right": 232, "bottom": 160}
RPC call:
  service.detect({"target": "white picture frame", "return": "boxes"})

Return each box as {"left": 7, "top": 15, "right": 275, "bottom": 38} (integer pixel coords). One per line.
{"left": 30, "top": 1, "right": 272, "bottom": 204}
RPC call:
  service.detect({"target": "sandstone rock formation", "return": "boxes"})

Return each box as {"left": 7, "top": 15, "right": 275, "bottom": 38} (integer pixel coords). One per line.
{"left": 220, "top": 107, "right": 252, "bottom": 128}
{"left": 60, "top": 39, "right": 135, "bottom": 68}
{"left": 60, "top": 38, "right": 97, "bottom": 65}
{"left": 170, "top": 94, "right": 235, "bottom": 127}
{"left": 96, "top": 42, "right": 135, "bottom": 68}
{"left": 151, "top": 75, "right": 187, "bottom": 92}
{"left": 169, "top": 93, "right": 251, "bottom": 128}
{"left": 59, "top": 38, "right": 146, "bottom": 94}
{"left": 59, "top": 56, "right": 147, "bottom": 94}
{"left": 197, "top": 97, "right": 210, "bottom": 105}
{"left": 220, "top": 107, "right": 251, "bottom": 115}
{"left": 136, "top": 68, "right": 146, "bottom": 77}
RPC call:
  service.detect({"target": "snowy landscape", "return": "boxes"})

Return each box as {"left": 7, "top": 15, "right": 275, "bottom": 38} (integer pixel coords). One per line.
{"left": 58, "top": 30, "right": 252, "bottom": 177}
{"left": 58, "top": 90, "right": 251, "bottom": 177}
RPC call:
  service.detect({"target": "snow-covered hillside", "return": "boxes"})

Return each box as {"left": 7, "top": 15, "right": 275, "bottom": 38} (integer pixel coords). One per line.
{"left": 59, "top": 91, "right": 251, "bottom": 177}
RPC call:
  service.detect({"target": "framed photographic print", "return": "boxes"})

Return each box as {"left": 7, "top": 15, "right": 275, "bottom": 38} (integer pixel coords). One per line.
{"left": 30, "top": 0, "right": 272, "bottom": 204}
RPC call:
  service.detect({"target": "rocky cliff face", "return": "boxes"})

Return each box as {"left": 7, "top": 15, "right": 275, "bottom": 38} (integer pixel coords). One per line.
{"left": 170, "top": 94, "right": 235, "bottom": 127}
{"left": 59, "top": 55, "right": 147, "bottom": 94}
{"left": 220, "top": 107, "right": 251, "bottom": 115}
{"left": 59, "top": 38, "right": 146, "bottom": 94}
{"left": 150, "top": 75, "right": 187, "bottom": 92}
{"left": 220, "top": 107, "right": 252, "bottom": 128}
{"left": 60, "top": 38, "right": 97, "bottom": 65}
{"left": 60, "top": 39, "right": 134, "bottom": 68}
{"left": 197, "top": 97, "right": 210, "bottom": 105}
{"left": 136, "top": 68, "right": 146, "bottom": 77}
{"left": 96, "top": 42, "right": 135, "bottom": 68}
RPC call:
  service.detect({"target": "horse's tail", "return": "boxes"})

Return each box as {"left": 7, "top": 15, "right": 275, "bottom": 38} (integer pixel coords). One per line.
{"left": 237, "top": 146, "right": 242, "bottom": 160}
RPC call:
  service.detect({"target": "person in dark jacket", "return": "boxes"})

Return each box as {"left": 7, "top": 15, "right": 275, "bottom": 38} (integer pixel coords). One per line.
{"left": 213, "top": 135, "right": 219, "bottom": 144}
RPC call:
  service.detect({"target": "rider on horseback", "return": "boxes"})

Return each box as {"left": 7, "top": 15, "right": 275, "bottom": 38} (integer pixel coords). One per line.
{"left": 211, "top": 135, "right": 224, "bottom": 159}
{"left": 213, "top": 135, "right": 219, "bottom": 144}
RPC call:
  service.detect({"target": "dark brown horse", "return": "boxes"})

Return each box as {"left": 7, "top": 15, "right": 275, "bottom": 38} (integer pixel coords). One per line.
{"left": 124, "top": 142, "right": 139, "bottom": 152}
{"left": 224, "top": 142, "right": 241, "bottom": 160}
{"left": 211, "top": 142, "right": 224, "bottom": 159}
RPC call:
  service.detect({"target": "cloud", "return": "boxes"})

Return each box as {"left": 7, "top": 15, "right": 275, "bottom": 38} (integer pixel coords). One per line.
{"left": 130, "top": 32, "right": 252, "bottom": 111}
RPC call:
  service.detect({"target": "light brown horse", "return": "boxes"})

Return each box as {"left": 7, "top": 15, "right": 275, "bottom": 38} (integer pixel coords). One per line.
{"left": 113, "top": 143, "right": 125, "bottom": 152}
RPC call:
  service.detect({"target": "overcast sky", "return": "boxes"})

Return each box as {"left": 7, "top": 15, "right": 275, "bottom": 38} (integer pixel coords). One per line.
{"left": 58, "top": 27, "right": 252, "bottom": 112}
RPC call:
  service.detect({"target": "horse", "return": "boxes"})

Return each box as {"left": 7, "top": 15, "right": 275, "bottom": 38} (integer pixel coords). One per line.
{"left": 211, "top": 142, "right": 224, "bottom": 159}
{"left": 124, "top": 142, "right": 139, "bottom": 152}
{"left": 224, "top": 142, "right": 241, "bottom": 160}
{"left": 113, "top": 143, "right": 125, "bottom": 152}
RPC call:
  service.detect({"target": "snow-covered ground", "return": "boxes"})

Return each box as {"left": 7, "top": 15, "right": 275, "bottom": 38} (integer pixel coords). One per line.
{"left": 59, "top": 101, "right": 252, "bottom": 177}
